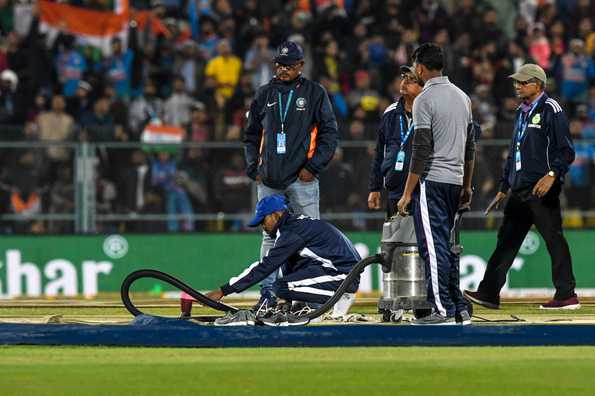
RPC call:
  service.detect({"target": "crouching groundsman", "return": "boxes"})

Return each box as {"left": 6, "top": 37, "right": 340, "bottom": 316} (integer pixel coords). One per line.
{"left": 203, "top": 194, "right": 361, "bottom": 326}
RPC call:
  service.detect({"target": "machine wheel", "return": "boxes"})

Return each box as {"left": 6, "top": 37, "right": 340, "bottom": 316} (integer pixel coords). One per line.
{"left": 381, "top": 309, "right": 403, "bottom": 323}
{"left": 390, "top": 310, "right": 403, "bottom": 323}
{"left": 381, "top": 309, "right": 391, "bottom": 322}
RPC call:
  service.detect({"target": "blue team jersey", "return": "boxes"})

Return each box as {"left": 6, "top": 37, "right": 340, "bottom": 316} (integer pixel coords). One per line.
{"left": 568, "top": 142, "right": 594, "bottom": 187}
{"left": 102, "top": 51, "right": 134, "bottom": 98}
{"left": 57, "top": 50, "right": 87, "bottom": 97}
{"left": 150, "top": 159, "right": 179, "bottom": 192}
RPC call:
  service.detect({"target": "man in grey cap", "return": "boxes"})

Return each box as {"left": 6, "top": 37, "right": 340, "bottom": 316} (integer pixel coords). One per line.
{"left": 465, "top": 63, "right": 579, "bottom": 310}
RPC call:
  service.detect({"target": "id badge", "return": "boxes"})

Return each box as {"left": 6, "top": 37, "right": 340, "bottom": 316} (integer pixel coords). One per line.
{"left": 395, "top": 150, "right": 405, "bottom": 171}
{"left": 277, "top": 132, "right": 286, "bottom": 154}
{"left": 515, "top": 150, "right": 521, "bottom": 171}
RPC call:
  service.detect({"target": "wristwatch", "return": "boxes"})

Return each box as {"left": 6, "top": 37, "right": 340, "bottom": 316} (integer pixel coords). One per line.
{"left": 547, "top": 171, "right": 556, "bottom": 177}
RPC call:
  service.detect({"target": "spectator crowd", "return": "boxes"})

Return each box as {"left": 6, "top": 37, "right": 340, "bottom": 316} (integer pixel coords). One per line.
{"left": 0, "top": 0, "right": 593, "bottom": 234}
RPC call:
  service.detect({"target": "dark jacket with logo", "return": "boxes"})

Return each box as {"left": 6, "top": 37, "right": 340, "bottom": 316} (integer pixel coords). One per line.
{"left": 498, "top": 93, "right": 575, "bottom": 196}
{"left": 244, "top": 76, "right": 338, "bottom": 190}
{"left": 220, "top": 212, "right": 361, "bottom": 295}
{"left": 369, "top": 98, "right": 414, "bottom": 200}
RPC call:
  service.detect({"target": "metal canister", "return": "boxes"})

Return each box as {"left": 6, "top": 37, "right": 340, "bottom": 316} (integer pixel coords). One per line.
{"left": 379, "top": 218, "right": 429, "bottom": 319}
{"left": 392, "top": 245, "right": 425, "bottom": 298}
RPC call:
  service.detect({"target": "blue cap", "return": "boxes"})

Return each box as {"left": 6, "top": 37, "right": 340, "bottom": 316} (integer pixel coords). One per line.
{"left": 274, "top": 41, "right": 304, "bottom": 65}
{"left": 247, "top": 194, "right": 288, "bottom": 227}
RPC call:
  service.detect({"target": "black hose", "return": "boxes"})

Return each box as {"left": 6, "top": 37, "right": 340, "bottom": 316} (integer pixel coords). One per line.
{"left": 121, "top": 254, "right": 384, "bottom": 322}
{"left": 301, "top": 254, "right": 384, "bottom": 321}
{"left": 121, "top": 269, "right": 239, "bottom": 317}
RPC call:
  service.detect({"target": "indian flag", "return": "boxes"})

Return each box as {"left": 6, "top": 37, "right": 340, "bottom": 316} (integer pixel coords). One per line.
{"left": 39, "top": 0, "right": 129, "bottom": 55}
{"left": 141, "top": 124, "right": 185, "bottom": 145}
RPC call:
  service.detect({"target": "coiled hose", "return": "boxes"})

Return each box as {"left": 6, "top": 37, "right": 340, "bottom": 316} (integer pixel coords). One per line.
{"left": 121, "top": 269, "right": 239, "bottom": 317}
{"left": 121, "top": 254, "right": 385, "bottom": 322}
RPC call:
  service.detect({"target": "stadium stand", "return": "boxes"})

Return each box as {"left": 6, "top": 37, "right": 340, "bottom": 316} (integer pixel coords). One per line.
{"left": 0, "top": 0, "right": 593, "bottom": 234}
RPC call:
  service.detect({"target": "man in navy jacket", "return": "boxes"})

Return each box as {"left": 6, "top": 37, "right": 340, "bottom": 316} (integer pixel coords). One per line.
{"left": 243, "top": 41, "right": 338, "bottom": 308}
{"left": 465, "top": 64, "right": 579, "bottom": 310}
{"left": 368, "top": 65, "right": 423, "bottom": 217}
{"left": 205, "top": 194, "right": 361, "bottom": 325}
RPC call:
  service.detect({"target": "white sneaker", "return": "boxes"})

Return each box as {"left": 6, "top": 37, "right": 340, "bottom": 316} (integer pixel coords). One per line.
{"left": 331, "top": 293, "right": 355, "bottom": 318}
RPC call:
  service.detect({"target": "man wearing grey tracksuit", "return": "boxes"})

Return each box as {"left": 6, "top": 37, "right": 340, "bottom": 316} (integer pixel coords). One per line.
{"left": 397, "top": 43, "right": 476, "bottom": 325}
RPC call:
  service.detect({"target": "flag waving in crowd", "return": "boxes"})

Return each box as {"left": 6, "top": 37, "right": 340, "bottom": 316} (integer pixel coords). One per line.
{"left": 38, "top": 0, "right": 169, "bottom": 55}
{"left": 39, "top": 0, "right": 129, "bottom": 55}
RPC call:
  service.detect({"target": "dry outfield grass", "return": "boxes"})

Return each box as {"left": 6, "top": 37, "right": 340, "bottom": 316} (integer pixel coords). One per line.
{"left": 0, "top": 346, "right": 594, "bottom": 396}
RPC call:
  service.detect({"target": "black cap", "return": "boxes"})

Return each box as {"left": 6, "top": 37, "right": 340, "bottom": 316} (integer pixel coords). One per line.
{"left": 399, "top": 65, "right": 422, "bottom": 85}
{"left": 274, "top": 41, "right": 304, "bottom": 65}
{"left": 399, "top": 65, "right": 415, "bottom": 75}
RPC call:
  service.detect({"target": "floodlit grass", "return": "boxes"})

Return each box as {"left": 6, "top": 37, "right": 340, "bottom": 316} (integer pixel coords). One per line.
{"left": 0, "top": 346, "right": 594, "bottom": 396}
{"left": 1, "top": 302, "right": 594, "bottom": 395}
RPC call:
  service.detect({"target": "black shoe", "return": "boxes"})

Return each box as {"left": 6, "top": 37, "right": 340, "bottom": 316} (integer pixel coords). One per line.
{"left": 214, "top": 310, "right": 256, "bottom": 326}
{"left": 455, "top": 310, "right": 472, "bottom": 326}
{"left": 260, "top": 311, "right": 310, "bottom": 327}
{"left": 251, "top": 293, "right": 277, "bottom": 313}
{"left": 410, "top": 312, "right": 456, "bottom": 326}
{"left": 463, "top": 290, "right": 500, "bottom": 309}
{"left": 252, "top": 298, "right": 277, "bottom": 319}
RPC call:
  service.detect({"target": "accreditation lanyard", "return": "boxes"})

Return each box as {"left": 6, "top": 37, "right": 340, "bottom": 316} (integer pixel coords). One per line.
{"left": 276, "top": 89, "right": 294, "bottom": 154}
{"left": 516, "top": 100, "right": 540, "bottom": 145}
{"left": 514, "top": 100, "right": 539, "bottom": 171}
{"left": 399, "top": 114, "right": 415, "bottom": 148}
{"left": 395, "top": 114, "right": 414, "bottom": 171}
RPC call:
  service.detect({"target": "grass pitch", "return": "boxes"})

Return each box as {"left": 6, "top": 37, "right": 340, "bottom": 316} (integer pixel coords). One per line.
{"left": 0, "top": 346, "right": 594, "bottom": 396}
{"left": 1, "top": 300, "right": 594, "bottom": 395}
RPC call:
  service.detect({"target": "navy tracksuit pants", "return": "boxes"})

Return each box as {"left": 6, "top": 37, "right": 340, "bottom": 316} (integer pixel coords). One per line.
{"left": 412, "top": 180, "right": 466, "bottom": 317}
{"left": 272, "top": 264, "right": 359, "bottom": 304}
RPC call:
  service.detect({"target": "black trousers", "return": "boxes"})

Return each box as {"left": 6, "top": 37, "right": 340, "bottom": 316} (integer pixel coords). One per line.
{"left": 478, "top": 185, "right": 576, "bottom": 301}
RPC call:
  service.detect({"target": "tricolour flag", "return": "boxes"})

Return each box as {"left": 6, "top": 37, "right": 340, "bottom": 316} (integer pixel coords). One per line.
{"left": 141, "top": 124, "right": 185, "bottom": 145}
{"left": 39, "top": 0, "right": 129, "bottom": 55}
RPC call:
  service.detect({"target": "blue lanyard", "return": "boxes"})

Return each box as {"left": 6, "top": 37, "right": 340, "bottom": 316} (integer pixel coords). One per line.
{"left": 278, "top": 89, "right": 294, "bottom": 133}
{"left": 516, "top": 100, "right": 540, "bottom": 145}
{"left": 399, "top": 114, "right": 414, "bottom": 147}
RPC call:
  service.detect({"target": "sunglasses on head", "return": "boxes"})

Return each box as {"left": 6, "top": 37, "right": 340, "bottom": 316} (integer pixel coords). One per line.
{"left": 401, "top": 74, "right": 421, "bottom": 84}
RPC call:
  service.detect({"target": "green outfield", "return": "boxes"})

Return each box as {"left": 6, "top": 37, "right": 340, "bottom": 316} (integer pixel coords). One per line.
{"left": 0, "top": 346, "right": 594, "bottom": 396}
{"left": 1, "top": 300, "right": 594, "bottom": 396}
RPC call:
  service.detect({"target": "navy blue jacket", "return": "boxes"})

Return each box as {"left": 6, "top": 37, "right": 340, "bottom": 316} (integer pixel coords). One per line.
{"left": 243, "top": 76, "right": 338, "bottom": 190}
{"left": 498, "top": 93, "right": 575, "bottom": 194}
{"left": 220, "top": 212, "right": 361, "bottom": 295}
{"left": 369, "top": 98, "right": 414, "bottom": 200}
